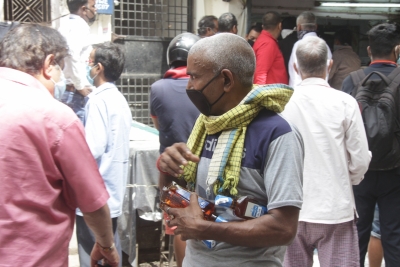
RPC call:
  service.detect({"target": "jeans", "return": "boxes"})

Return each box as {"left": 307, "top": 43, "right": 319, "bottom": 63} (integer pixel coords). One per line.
{"left": 60, "top": 90, "right": 88, "bottom": 123}
{"left": 353, "top": 168, "right": 400, "bottom": 267}
{"left": 371, "top": 204, "right": 381, "bottom": 239}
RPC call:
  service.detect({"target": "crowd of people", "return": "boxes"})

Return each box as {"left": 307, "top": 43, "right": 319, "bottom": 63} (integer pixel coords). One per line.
{"left": 157, "top": 10, "right": 400, "bottom": 267}
{"left": 0, "top": 1, "right": 400, "bottom": 267}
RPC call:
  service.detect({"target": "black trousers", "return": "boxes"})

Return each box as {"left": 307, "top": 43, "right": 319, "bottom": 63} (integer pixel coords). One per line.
{"left": 353, "top": 168, "right": 400, "bottom": 267}
{"left": 76, "top": 215, "right": 122, "bottom": 267}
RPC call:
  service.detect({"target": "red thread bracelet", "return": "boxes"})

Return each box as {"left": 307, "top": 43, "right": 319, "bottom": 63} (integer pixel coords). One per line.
{"left": 156, "top": 156, "right": 169, "bottom": 175}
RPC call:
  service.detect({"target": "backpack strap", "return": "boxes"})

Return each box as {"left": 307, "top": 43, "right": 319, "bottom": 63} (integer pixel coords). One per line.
{"left": 385, "top": 68, "right": 400, "bottom": 123}
{"left": 350, "top": 69, "right": 366, "bottom": 96}
{"left": 387, "top": 67, "right": 400, "bottom": 90}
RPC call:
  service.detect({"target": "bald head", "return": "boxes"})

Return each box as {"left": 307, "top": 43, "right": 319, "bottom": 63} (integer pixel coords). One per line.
{"left": 188, "top": 33, "right": 255, "bottom": 88}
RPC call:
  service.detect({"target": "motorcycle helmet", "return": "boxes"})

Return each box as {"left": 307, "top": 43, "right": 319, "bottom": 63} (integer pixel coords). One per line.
{"left": 167, "top": 32, "right": 201, "bottom": 67}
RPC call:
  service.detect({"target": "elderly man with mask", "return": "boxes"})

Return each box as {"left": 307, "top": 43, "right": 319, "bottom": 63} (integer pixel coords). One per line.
{"left": 288, "top": 11, "right": 332, "bottom": 87}
{"left": 0, "top": 24, "right": 119, "bottom": 267}
{"left": 157, "top": 33, "right": 304, "bottom": 267}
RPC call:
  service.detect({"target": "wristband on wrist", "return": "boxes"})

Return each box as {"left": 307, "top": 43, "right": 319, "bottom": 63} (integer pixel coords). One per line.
{"left": 97, "top": 242, "right": 115, "bottom": 252}
{"left": 157, "top": 156, "right": 169, "bottom": 175}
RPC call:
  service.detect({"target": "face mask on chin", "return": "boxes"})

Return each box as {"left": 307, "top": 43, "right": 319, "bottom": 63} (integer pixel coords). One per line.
{"left": 297, "top": 30, "right": 313, "bottom": 40}
{"left": 186, "top": 71, "right": 225, "bottom": 116}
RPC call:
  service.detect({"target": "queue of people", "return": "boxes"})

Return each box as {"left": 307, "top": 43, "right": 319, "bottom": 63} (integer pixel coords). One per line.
{"left": 1, "top": 1, "right": 400, "bottom": 267}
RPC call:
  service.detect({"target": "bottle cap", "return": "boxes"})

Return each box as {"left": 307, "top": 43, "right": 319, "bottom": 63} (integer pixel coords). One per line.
{"left": 215, "top": 195, "right": 233, "bottom": 208}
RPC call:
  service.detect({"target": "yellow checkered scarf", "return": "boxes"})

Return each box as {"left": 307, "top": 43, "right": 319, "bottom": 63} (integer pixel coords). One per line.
{"left": 182, "top": 84, "right": 294, "bottom": 196}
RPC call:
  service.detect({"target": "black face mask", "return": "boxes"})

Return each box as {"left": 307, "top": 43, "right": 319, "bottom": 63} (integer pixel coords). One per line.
{"left": 186, "top": 71, "right": 225, "bottom": 116}
{"left": 86, "top": 8, "right": 97, "bottom": 25}
{"left": 247, "top": 39, "right": 255, "bottom": 47}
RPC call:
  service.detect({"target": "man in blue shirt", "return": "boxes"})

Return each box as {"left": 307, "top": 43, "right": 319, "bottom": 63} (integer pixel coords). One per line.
{"left": 76, "top": 42, "right": 132, "bottom": 267}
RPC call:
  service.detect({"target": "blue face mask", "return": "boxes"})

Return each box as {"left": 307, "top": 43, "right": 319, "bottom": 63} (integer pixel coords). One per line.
{"left": 86, "top": 64, "right": 98, "bottom": 86}
{"left": 53, "top": 79, "right": 66, "bottom": 100}
{"left": 51, "top": 65, "right": 66, "bottom": 100}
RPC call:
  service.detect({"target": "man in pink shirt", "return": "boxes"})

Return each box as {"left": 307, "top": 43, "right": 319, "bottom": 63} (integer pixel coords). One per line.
{"left": 253, "top": 11, "right": 288, "bottom": 85}
{"left": 0, "top": 24, "right": 119, "bottom": 267}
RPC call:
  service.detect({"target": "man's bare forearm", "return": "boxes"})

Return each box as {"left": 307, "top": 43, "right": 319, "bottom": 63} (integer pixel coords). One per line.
{"left": 82, "top": 204, "right": 114, "bottom": 247}
{"left": 171, "top": 201, "right": 300, "bottom": 248}
{"left": 200, "top": 207, "right": 299, "bottom": 247}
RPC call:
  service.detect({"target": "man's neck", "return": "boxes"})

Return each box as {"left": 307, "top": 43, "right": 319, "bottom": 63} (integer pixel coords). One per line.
{"left": 265, "top": 29, "right": 279, "bottom": 40}
{"left": 370, "top": 56, "right": 396, "bottom": 63}
{"left": 301, "top": 74, "right": 326, "bottom": 80}
{"left": 71, "top": 11, "right": 86, "bottom": 22}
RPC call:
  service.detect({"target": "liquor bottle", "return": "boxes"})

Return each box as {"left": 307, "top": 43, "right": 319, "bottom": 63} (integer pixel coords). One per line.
{"left": 160, "top": 182, "right": 216, "bottom": 221}
{"left": 215, "top": 195, "right": 268, "bottom": 220}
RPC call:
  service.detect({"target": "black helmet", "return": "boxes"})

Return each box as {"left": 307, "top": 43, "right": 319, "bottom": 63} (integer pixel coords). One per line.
{"left": 167, "top": 32, "right": 201, "bottom": 67}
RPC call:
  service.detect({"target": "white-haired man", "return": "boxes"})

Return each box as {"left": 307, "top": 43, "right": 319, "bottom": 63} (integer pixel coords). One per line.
{"left": 288, "top": 12, "right": 332, "bottom": 87}
{"left": 282, "top": 36, "right": 371, "bottom": 267}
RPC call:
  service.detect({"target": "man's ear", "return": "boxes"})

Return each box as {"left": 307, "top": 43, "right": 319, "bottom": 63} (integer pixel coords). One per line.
{"left": 221, "top": 69, "right": 234, "bottom": 92}
{"left": 96, "top": 62, "right": 104, "bottom": 72}
{"left": 94, "top": 62, "right": 105, "bottom": 80}
{"left": 327, "top": 59, "right": 333, "bottom": 73}
{"left": 81, "top": 5, "right": 88, "bottom": 13}
{"left": 367, "top": 46, "right": 372, "bottom": 59}
{"left": 294, "top": 62, "right": 299, "bottom": 75}
{"left": 233, "top": 25, "right": 238, "bottom": 34}
{"left": 43, "top": 54, "right": 55, "bottom": 80}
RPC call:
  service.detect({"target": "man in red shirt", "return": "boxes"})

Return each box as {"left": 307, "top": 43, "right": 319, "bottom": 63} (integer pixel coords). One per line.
{"left": 253, "top": 11, "right": 288, "bottom": 85}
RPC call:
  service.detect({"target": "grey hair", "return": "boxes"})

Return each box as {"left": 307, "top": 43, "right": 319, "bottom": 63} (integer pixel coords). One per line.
{"left": 296, "top": 36, "right": 328, "bottom": 77}
{"left": 188, "top": 33, "right": 255, "bottom": 88}
{"left": 297, "top": 11, "right": 317, "bottom": 31}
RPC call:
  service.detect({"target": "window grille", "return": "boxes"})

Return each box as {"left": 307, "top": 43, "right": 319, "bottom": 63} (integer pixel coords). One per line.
{"left": 114, "top": 0, "right": 192, "bottom": 126}
{"left": 4, "top": 0, "right": 51, "bottom": 23}
{"left": 114, "top": 0, "right": 190, "bottom": 38}
{"left": 119, "top": 76, "right": 158, "bottom": 126}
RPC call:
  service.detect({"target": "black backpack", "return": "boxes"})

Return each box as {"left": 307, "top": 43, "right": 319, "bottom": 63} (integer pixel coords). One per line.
{"left": 350, "top": 67, "right": 400, "bottom": 170}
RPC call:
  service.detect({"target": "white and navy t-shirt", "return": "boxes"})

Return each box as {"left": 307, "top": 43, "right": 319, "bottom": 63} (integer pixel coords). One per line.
{"left": 184, "top": 109, "right": 304, "bottom": 267}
